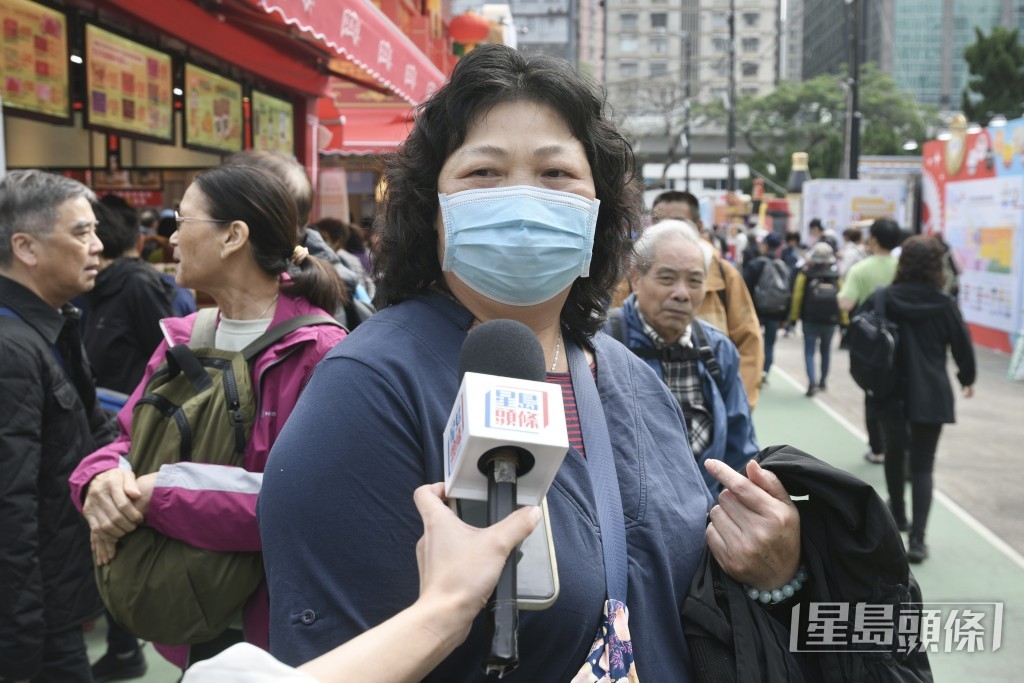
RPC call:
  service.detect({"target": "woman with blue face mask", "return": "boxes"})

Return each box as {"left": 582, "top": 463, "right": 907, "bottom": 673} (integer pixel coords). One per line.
{"left": 258, "top": 44, "right": 802, "bottom": 682}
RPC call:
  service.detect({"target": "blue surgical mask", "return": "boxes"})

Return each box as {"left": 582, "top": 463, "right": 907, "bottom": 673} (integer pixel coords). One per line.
{"left": 438, "top": 186, "right": 600, "bottom": 306}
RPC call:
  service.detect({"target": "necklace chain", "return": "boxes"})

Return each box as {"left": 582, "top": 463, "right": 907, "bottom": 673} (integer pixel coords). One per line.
{"left": 256, "top": 293, "right": 279, "bottom": 320}
{"left": 550, "top": 328, "right": 562, "bottom": 372}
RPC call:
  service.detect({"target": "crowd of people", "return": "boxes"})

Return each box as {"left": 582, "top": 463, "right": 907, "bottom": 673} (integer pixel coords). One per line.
{"left": 1, "top": 44, "right": 972, "bottom": 683}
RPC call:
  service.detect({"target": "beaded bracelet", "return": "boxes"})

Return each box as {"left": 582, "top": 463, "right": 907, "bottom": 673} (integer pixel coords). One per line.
{"left": 744, "top": 565, "right": 808, "bottom": 605}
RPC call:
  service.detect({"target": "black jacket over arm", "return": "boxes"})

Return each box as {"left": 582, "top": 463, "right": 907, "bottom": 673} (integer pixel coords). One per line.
{"left": 0, "top": 277, "right": 113, "bottom": 681}
{"left": 681, "top": 445, "right": 933, "bottom": 683}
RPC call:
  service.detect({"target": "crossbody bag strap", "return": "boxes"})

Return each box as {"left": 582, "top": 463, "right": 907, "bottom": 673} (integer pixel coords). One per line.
{"left": 566, "top": 338, "right": 629, "bottom": 603}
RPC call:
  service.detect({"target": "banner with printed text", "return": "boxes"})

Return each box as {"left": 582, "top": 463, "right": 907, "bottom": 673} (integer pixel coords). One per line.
{"left": 85, "top": 25, "right": 173, "bottom": 141}
{"left": 184, "top": 64, "right": 243, "bottom": 154}
{"left": 0, "top": 0, "right": 69, "bottom": 120}
{"left": 922, "top": 118, "right": 1024, "bottom": 345}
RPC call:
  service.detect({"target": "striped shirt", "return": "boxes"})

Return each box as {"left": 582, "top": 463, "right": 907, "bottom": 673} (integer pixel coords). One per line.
{"left": 547, "top": 364, "right": 598, "bottom": 458}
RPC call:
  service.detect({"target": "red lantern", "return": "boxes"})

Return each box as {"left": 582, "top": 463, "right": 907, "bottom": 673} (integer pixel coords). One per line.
{"left": 450, "top": 12, "right": 490, "bottom": 45}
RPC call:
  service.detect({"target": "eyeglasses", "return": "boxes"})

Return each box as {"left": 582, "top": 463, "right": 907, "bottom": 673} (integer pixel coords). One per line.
{"left": 174, "top": 211, "right": 232, "bottom": 228}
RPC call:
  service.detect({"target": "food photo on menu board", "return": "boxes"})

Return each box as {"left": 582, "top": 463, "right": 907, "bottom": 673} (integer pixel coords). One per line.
{"left": 84, "top": 24, "right": 173, "bottom": 141}
{"left": 0, "top": 0, "right": 70, "bottom": 120}
{"left": 252, "top": 90, "right": 294, "bottom": 154}
{"left": 185, "top": 63, "right": 243, "bottom": 153}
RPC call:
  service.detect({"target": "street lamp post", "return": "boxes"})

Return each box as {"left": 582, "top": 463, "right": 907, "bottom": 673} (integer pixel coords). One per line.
{"left": 842, "top": 0, "right": 862, "bottom": 180}
{"left": 727, "top": 0, "right": 737, "bottom": 192}
{"left": 659, "top": 30, "right": 692, "bottom": 192}
{"left": 680, "top": 31, "right": 692, "bottom": 192}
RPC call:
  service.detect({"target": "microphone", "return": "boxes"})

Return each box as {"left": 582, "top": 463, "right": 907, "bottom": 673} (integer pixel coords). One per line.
{"left": 444, "top": 320, "right": 569, "bottom": 676}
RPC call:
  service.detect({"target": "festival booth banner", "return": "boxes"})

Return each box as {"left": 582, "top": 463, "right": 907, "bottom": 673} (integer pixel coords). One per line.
{"left": 251, "top": 90, "right": 294, "bottom": 155}
{"left": 922, "top": 116, "right": 1024, "bottom": 352}
{"left": 84, "top": 25, "right": 173, "bottom": 142}
{"left": 184, "top": 64, "right": 243, "bottom": 154}
{"left": 1, "top": 0, "right": 69, "bottom": 121}
{"left": 801, "top": 179, "right": 907, "bottom": 243}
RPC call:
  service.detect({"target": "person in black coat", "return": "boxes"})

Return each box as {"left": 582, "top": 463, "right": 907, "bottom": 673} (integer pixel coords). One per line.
{"left": 866, "top": 236, "right": 975, "bottom": 564}
{"left": 84, "top": 198, "right": 175, "bottom": 395}
{"left": 743, "top": 232, "right": 790, "bottom": 385}
{"left": 0, "top": 170, "right": 117, "bottom": 682}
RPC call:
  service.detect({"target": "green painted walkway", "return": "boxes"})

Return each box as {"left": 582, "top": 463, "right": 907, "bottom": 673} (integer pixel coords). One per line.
{"left": 756, "top": 364, "right": 1024, "bottom": 683}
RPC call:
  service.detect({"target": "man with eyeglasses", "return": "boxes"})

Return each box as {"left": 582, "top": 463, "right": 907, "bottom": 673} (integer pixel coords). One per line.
{"left": 0, "top": 170, "right": 118, "bottom": 683}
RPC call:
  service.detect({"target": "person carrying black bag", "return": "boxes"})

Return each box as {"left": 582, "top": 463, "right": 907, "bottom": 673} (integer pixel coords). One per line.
{"left": 863, "top": 236, "right": 975, "bottom": 563}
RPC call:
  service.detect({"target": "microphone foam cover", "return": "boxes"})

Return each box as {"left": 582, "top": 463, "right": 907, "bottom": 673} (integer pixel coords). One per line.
{"left": 458, "top": 319, "right": 547, "bottom": 383}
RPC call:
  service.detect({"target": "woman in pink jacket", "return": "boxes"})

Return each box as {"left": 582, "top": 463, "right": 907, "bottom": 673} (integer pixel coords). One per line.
{"left": 69, "top": 165, "right": 348, "bottom": 670}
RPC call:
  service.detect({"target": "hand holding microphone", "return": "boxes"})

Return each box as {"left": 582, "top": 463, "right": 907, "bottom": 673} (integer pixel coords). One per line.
{"left": 444, "top": 320, "right": 569, "bottom": 676}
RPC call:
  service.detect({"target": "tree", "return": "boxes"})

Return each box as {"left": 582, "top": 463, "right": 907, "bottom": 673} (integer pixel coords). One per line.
{"left": 962, "top": 26, "right": 1024, "bottom": 125}
{"left": 693, "top": 64, "right": 939, "bottom": 189}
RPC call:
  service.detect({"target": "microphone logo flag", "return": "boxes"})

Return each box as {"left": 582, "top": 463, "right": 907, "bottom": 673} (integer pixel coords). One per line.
{"left": 444, "top": 372, "right": 568, "bottom": 505}
{"left": 486, "top": 387, "right": 548, "bottom": 432}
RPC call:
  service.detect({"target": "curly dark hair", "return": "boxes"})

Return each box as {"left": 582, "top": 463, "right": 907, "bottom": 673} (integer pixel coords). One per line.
{"left": 373, "top": 43, "right": 644, "bottom": 340}
{"left": 894, "top": 235, "right": 945, "bottom": 289}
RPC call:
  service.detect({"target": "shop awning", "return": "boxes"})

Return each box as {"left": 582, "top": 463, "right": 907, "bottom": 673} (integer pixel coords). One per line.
{"left": 249, "top": 0, "right": 446, "bottom": 105}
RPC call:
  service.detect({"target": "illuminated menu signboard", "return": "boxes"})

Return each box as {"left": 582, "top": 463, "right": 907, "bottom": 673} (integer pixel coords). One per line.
{"left": 85, "top": 24, "right": 173, "bottom": 141}
{"left": 251, "top": 90, "right": 294, "bottom": 155}
{"left": 184, "top": 63, "right": 243, "bottom": 154}
{"left": 0, "top": 0, "right": 70, "bottom": 121}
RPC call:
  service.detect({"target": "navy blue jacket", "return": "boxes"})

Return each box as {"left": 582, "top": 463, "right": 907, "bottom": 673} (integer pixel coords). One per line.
{"left": 259, "top": 293, "right": 714, "bottom": 681}
{"left": 609, "top": 295, "right": 759, "bottom": 494}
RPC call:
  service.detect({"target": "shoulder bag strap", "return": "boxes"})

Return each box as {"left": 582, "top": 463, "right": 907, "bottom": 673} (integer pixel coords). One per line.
{"left": 567, "top": 339, "right": 628, "bottom": 603}
{"left": 241, "top": 314, "right": 343, "bottom": 361}
{"left": 608, "top": 308, "right": 626, "bottom": 346}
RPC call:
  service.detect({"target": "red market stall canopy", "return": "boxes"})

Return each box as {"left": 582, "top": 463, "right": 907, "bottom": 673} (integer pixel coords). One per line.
{"left": 320, "top": 106, "right": 414, "bottom": 156}
{"left": 249, "top": 0, "right": 446, "bottom": 105}
{"left": 318, "top": 78, "right": 414, "bottom": 155}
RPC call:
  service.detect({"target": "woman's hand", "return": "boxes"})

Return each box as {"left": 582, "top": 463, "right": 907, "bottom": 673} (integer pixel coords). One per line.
{"left": 705, "top": 458, "right": 801, "bottom": 591}
{"left": 82, "top": 468, "right": 144, "bottom": 539}
{"left": 413, "top": 483, "right": 541, "bottom": 650}
{"left": 963, "top": 385, "right": 974, "bottom": 399}
{"left": 131, "top": 473, "right": 159, "bottom": 517}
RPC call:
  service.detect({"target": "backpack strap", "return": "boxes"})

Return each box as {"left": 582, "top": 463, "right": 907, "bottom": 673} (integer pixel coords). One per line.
{"left": 241, "top": 314, "right": 343, "bottom": 361}
{"left": 189, "top": 307, "right": 219, "bottom": 348}
{"left": 690, "top": 320, "right": 724, "bottom": 391}
{"left": 874, "top": 285, "right": 889, "bottom": 321}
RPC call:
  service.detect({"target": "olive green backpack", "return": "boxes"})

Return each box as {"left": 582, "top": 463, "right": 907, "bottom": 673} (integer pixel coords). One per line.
{"left": 96, "top": 308, "right": 341, "bottom": 645}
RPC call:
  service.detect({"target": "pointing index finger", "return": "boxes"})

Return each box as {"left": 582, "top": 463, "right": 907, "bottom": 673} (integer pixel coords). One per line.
{"left": 704, "top": 458, "right": 774, "bottom": 514}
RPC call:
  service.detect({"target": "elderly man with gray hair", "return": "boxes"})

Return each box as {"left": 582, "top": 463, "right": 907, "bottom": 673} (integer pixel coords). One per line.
{"left": 606, "top": 220, "right": 759, "bottom": 493}
{"left": 0, "top": 170, "right": 117, "bottom": 682}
